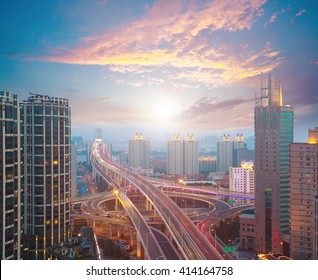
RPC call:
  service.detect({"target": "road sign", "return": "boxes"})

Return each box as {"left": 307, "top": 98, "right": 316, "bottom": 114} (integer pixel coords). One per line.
{"left": 223, "top": 246, "right": 236, "bottom": 252}
{"left": 227, "top": 199, "right": 236, "bottom": 205}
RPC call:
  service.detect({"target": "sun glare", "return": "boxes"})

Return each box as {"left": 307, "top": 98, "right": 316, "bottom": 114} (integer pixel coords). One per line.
{"left": 155, "top": 103, "right": 180, "bottom": 123}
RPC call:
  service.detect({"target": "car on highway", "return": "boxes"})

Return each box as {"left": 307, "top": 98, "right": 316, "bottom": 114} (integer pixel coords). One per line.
{"left": 102, "top": 212, "right": 113, "bottom": 218}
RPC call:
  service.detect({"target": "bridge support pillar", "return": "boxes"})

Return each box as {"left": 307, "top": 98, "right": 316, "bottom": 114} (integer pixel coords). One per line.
{"left": 115, "top": 198, "right": 118, "bottom": 214}
{"left": 117, "top": 224, "right": 120, "bottom": 237}
{"left": 129, "top": 228, "right": 134, "bottom": 246}
{"left": 109, "top": 223, "right": 112, "bottom": 239}
{"left": 136, "top": 235, "right": 142, "bottom": 260}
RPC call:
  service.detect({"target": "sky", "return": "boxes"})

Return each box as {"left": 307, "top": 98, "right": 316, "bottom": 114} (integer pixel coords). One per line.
{"left": 0, "top": 0, "right": 317, "bottom": 143}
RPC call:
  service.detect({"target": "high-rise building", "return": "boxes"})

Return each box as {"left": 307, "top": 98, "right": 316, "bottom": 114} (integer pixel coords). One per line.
{"left": 254, "top": 74, "right": 294, "bottom": 254}
{"left": 229, "top": 161, "right": 255, "bottom": 204}
{"left": 167, "top": 133, "right": 184, "bottom": 174}
{"left": 94, "top": 128, "right": 103, "bottom": 141}
{"left": 233, "top": 134, "right": 246, "bottom": 149}
{"left": 0, "top": 91, "right": 23, "bottom": 259}
{"left": 22, "top": 94, "right": 71, "bottom": 259}
{"left": 217, "top": 134, "right": 233, "bottom": 173}
{"left": 184, "top": 133, "right": 199, "bottom": 175}
{"left": 290, "top": 127, "right": 318, "bottom": 259}
{"left": 71, "top": 144, "right": 77, "bottom": 198}
{"left": 314, "top": 195, "right": 318, "bottom": 260}
{"left": 128, "top": 133, "right": 150, "bottom": 169}
{"left": 233, "top": 134, "right": 253, "bottom": 166}
{"left": 199, "top": 156, "right": 217, "bottom": 174}
{"left": 71, "top": 136, "right": 85, "bottom": 152}
{"left": 235, "top": 149, "right": 255, "bottom": 167}
{"left": 86, "top": 138, "right": 93, "bottom": 165}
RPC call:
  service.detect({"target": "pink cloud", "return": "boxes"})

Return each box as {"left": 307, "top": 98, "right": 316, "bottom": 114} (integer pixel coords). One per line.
{"left": 175, "top": 96, "right": 255, "bottom": 131}
{"left": 29, "top": 0, "right": 277, "bottom": 87}
{"left": 270, "top": 13, "right": 277, "bottom": 23}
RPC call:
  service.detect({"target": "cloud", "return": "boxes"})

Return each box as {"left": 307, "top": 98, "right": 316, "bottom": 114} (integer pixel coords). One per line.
{"left": 91, "top": 96, "right": 116, "bottom": 103}
{"left": 310, "top": 60, "right": 318, "bottom": 65}
{"left": 290, "top": 8, "right": 306, "bottom": 23}
{"left": 270, "top": 13, "right": 277, "bottom": 23}
{"left": 296, "top": 9, "right": 306, "bottom": 17}
{"left": 294, "top": 103, "right": 318, "bottom": 118}
{"left": 263, "top": 6, "right": 290, "bottom": 28}
{"left": 25, "top": 0, "right": 280, "bottom": 87}
{"left": 175, "top": 96, "right": 255, "bottom": 131}
{"left": 60, "top": 87, "right": 79, "bottom": 95}
{"left": 71, "top": 98, "right": 149, "bottom": 125}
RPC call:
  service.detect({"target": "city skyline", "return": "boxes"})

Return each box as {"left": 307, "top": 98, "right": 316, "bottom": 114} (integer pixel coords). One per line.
{"left": 0, "top": 0, "right": 317, "bottom": 142}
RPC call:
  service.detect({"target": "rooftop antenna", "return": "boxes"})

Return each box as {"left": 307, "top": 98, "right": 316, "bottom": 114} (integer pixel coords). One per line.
{"left": 260, "top": 72, "right": 268, "bottom": 106}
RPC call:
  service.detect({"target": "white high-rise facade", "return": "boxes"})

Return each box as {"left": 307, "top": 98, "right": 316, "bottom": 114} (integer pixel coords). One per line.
{"left": 167, "top": 133, "right": 199, "bottom": 175}
{"left": 128, "top": 133, "right": 150, "bottom": 169}
{"left": 184, "top": 133, "right": 199, "bottom": 175}
{"left": 167, "top": 133, "right": 184, "bottom": 174}
{"left": 229, "top": 161, "right": 255, "bottom": 204}
{"left": 217, "top": 134, "right": 233, "bottom": 173}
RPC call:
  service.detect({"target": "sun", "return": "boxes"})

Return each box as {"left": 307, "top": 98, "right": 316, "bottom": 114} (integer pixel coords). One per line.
{"left": 157, "top": 105, "right": 173, "bottom": 119}
{"left": 154, "top": 102, "right": 181, "bottom": 124}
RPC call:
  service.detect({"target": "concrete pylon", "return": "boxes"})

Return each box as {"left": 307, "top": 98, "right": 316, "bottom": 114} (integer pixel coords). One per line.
{"left": 109, "top": 223, "right": 112, "bottom": 239}
{"left": 129, "top": 228, "right": 134, "bottom": 246}
{"left": 136, "top": 234, "right": 142, "bottom": 259}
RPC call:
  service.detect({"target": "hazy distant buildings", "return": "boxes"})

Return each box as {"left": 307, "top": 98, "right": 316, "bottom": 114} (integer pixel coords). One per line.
{"left": 229, "top": 161, "right": 255, "bottom": 204}
{"left": 233, "top": 134, "right": 255, "bottom": 166}
{"left": 290, "top": 127, "right": 318, "bottom": 259}
{"left": 0, "top": 91, "right": 23, "bottom": 259}
{"left": 22, "top": 94, "right": 71, "bottom": 259}
{"left": 94, "top": 128, "right": 103, "bottom": 141}
{"left": 199, "top": 156, "right": 217, "bottom": 174}
{"left": 235, "top": 149, "right": 255, "bottom": 167}
{"left": 71, "top": 136, "right": 85, "bottom": 152}
{"left": 86, "top": 139, "right": 93, "bottom": 165}
{"left": 254, "top": 74, "right": 294, "bottom": 254}
{"left": 217, "top": 134, "right": 233, "bottom": 173}
{"left": 167, "top": 133, "right": 184, "bottom": 174}
{"left": 128, "top": 133, "right": 150, "bottom": 170}
{"left": 184, "top": 133, "right": 199, "bottom": 174}
{"left": 217, "top": 133, "right": 253, "bottom": 173}
{"left": 233, "top": 134, "right": 246, "bottom": 149}
{"left": 167, "top": 133, "right": 199, "bottom": 175}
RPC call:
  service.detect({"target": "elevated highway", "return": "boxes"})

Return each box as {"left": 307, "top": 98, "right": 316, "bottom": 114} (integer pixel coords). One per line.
{"left": 90, "top": 141, "right": 225, "bottom": 260}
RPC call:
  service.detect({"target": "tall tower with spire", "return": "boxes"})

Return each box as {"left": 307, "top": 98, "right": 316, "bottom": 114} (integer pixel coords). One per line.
{"left": 254, "top": 74, "right": 294, "bottom": 254}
